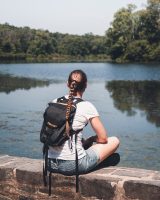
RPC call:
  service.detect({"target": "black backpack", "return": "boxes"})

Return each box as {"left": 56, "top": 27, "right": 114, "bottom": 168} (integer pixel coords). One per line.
{"left": 40, "top": 96, "right": 83, "bottom": 195}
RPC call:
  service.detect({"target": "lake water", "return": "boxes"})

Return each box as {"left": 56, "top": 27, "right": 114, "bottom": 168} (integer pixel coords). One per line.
{"left": 0, "top": 63, "right": 160, "bottom": 171}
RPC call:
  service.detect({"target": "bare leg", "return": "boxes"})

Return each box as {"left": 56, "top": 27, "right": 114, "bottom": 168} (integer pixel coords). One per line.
{"left": 91, "top": 136, "right": 120, "bottom": 163}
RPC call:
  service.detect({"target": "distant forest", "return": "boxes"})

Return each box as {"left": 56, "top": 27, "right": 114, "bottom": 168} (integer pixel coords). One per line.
{"left": 0, "top": 0, "right": 159, "bottom": 63}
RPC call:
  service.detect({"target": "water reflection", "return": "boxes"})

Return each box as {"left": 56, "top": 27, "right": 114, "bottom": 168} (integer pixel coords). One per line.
{"left": 0, "top": 73, "right": 50, "bottom": 93}
{"left": 106, "top": 80, "right": 160, "bottom": 127}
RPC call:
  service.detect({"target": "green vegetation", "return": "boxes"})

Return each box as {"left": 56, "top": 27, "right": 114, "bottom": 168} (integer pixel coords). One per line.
{"left": 0, "top": 24, "right": 108, "bottom": 62}
{"left": 106, "top": 0, "right": 160, "bottom": 63}
{"left": 0, "top": 0, "right": 159, "bottom": 63}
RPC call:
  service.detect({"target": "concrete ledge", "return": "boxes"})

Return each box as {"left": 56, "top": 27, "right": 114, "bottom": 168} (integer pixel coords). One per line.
{"left": 0, "top": 155, "right": 160, "bottom": 200}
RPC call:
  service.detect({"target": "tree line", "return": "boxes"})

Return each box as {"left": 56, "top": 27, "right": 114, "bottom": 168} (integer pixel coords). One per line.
{"left": 106, "top": 0, "right": 160, "bottom": 62}
{"left": 0, "top": 0, "right": 159, "bottom": 63}
{"left": 0, "top": 24, "right": 107, "bottom": 62}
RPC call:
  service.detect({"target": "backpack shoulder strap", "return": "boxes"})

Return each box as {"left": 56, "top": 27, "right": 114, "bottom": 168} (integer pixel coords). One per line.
{"left": 72, "top": 98, "right": 84, "bottom": 106}
{"left": 57, "top": 96, "right": 84, "bottom": 106}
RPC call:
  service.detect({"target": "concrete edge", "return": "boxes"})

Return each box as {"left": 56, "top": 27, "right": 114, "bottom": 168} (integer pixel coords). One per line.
{"left": 0, "top": 155, "right": 160, "bottom": 200}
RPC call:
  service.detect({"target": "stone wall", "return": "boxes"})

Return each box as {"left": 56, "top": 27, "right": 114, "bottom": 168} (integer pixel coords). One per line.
{"left": 0, "top": 155, "right": 160, "bottom": 200}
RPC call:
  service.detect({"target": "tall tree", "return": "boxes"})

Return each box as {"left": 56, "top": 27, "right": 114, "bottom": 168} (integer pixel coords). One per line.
{"left": 105, "top": 4, "right": 136, "bottom": 60}
{"left": 105, "top": 0, "right": 160, "bottom": 62}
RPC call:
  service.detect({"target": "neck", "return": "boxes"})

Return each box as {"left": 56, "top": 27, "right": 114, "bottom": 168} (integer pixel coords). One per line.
{"left": 73, "top": 91, "right": 83, "bottom": 98}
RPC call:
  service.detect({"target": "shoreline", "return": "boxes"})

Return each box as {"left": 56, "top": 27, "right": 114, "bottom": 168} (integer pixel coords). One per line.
{"left": 0, "top": 54, "right": 160, "bottom": 64}
{"left": 0, "top": 60, "right": 160, "bottom": 65}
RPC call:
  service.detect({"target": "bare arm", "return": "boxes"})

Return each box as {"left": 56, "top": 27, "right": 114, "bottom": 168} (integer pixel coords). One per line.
{"left": 90, "top": 116, "right": 108, "bottom": 144}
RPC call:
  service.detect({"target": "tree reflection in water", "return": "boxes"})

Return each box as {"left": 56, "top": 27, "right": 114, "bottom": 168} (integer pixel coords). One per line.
{"left": 0, "top": 73, "right": 50, "bottom": 93}
{"left": 106, "top": 80, "right": 160, "bottom": 127}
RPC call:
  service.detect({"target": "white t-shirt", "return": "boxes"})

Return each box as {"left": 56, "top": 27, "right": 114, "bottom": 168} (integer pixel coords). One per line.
{"left": 48, "top": 96, "right": 99, "bottom": 160}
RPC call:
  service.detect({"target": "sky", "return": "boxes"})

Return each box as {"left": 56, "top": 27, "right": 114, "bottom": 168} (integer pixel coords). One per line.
{"left": 0, "top": 0, "right": 147, "bottom": 36}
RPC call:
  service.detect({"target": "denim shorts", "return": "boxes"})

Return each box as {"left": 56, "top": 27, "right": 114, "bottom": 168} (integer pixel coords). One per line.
{"left": 47, "top": 147, "right": 100, "bottom": 175}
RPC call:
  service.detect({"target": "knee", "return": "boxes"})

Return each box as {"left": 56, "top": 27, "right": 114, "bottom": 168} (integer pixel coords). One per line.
{"left": 114, "top": 136, "right": 120, "bottom": 147}
{"left": 109, "top": 136, "right": 120, "bottom": 147}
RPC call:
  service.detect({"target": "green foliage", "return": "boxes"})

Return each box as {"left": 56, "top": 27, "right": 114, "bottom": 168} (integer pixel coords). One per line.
{"left": 106, "top": 0, "right": 160, "bottom": 62}
{"left": 0, "top": 0, "right": 160, "bottom": 63}
{"left": 125, "top": 40, "right": 150, "bottom": 61}
{"left": 0, "top": 24, "right": 107, "bottom": 62}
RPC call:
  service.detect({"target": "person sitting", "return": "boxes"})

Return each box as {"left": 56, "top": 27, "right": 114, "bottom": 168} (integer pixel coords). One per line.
{"left": 47, "top": 69, "right": 120, "bottom": 175}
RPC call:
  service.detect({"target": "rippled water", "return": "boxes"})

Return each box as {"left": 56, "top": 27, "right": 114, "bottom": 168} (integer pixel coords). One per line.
{"left": 0, "top": 63, "right": 160, "bottom": 170}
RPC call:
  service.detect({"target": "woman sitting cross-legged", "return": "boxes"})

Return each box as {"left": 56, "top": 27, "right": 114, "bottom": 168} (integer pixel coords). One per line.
{"left": 47, "top": 69, "right": 120, "bottom": 175}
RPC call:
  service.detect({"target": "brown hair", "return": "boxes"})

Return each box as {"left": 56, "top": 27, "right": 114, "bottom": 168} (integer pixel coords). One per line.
{"left": 68, "top": 69, "right": 87, "bottom": 93}
{"left": 65, "top": 70, "right": 87, "bottom": 137}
